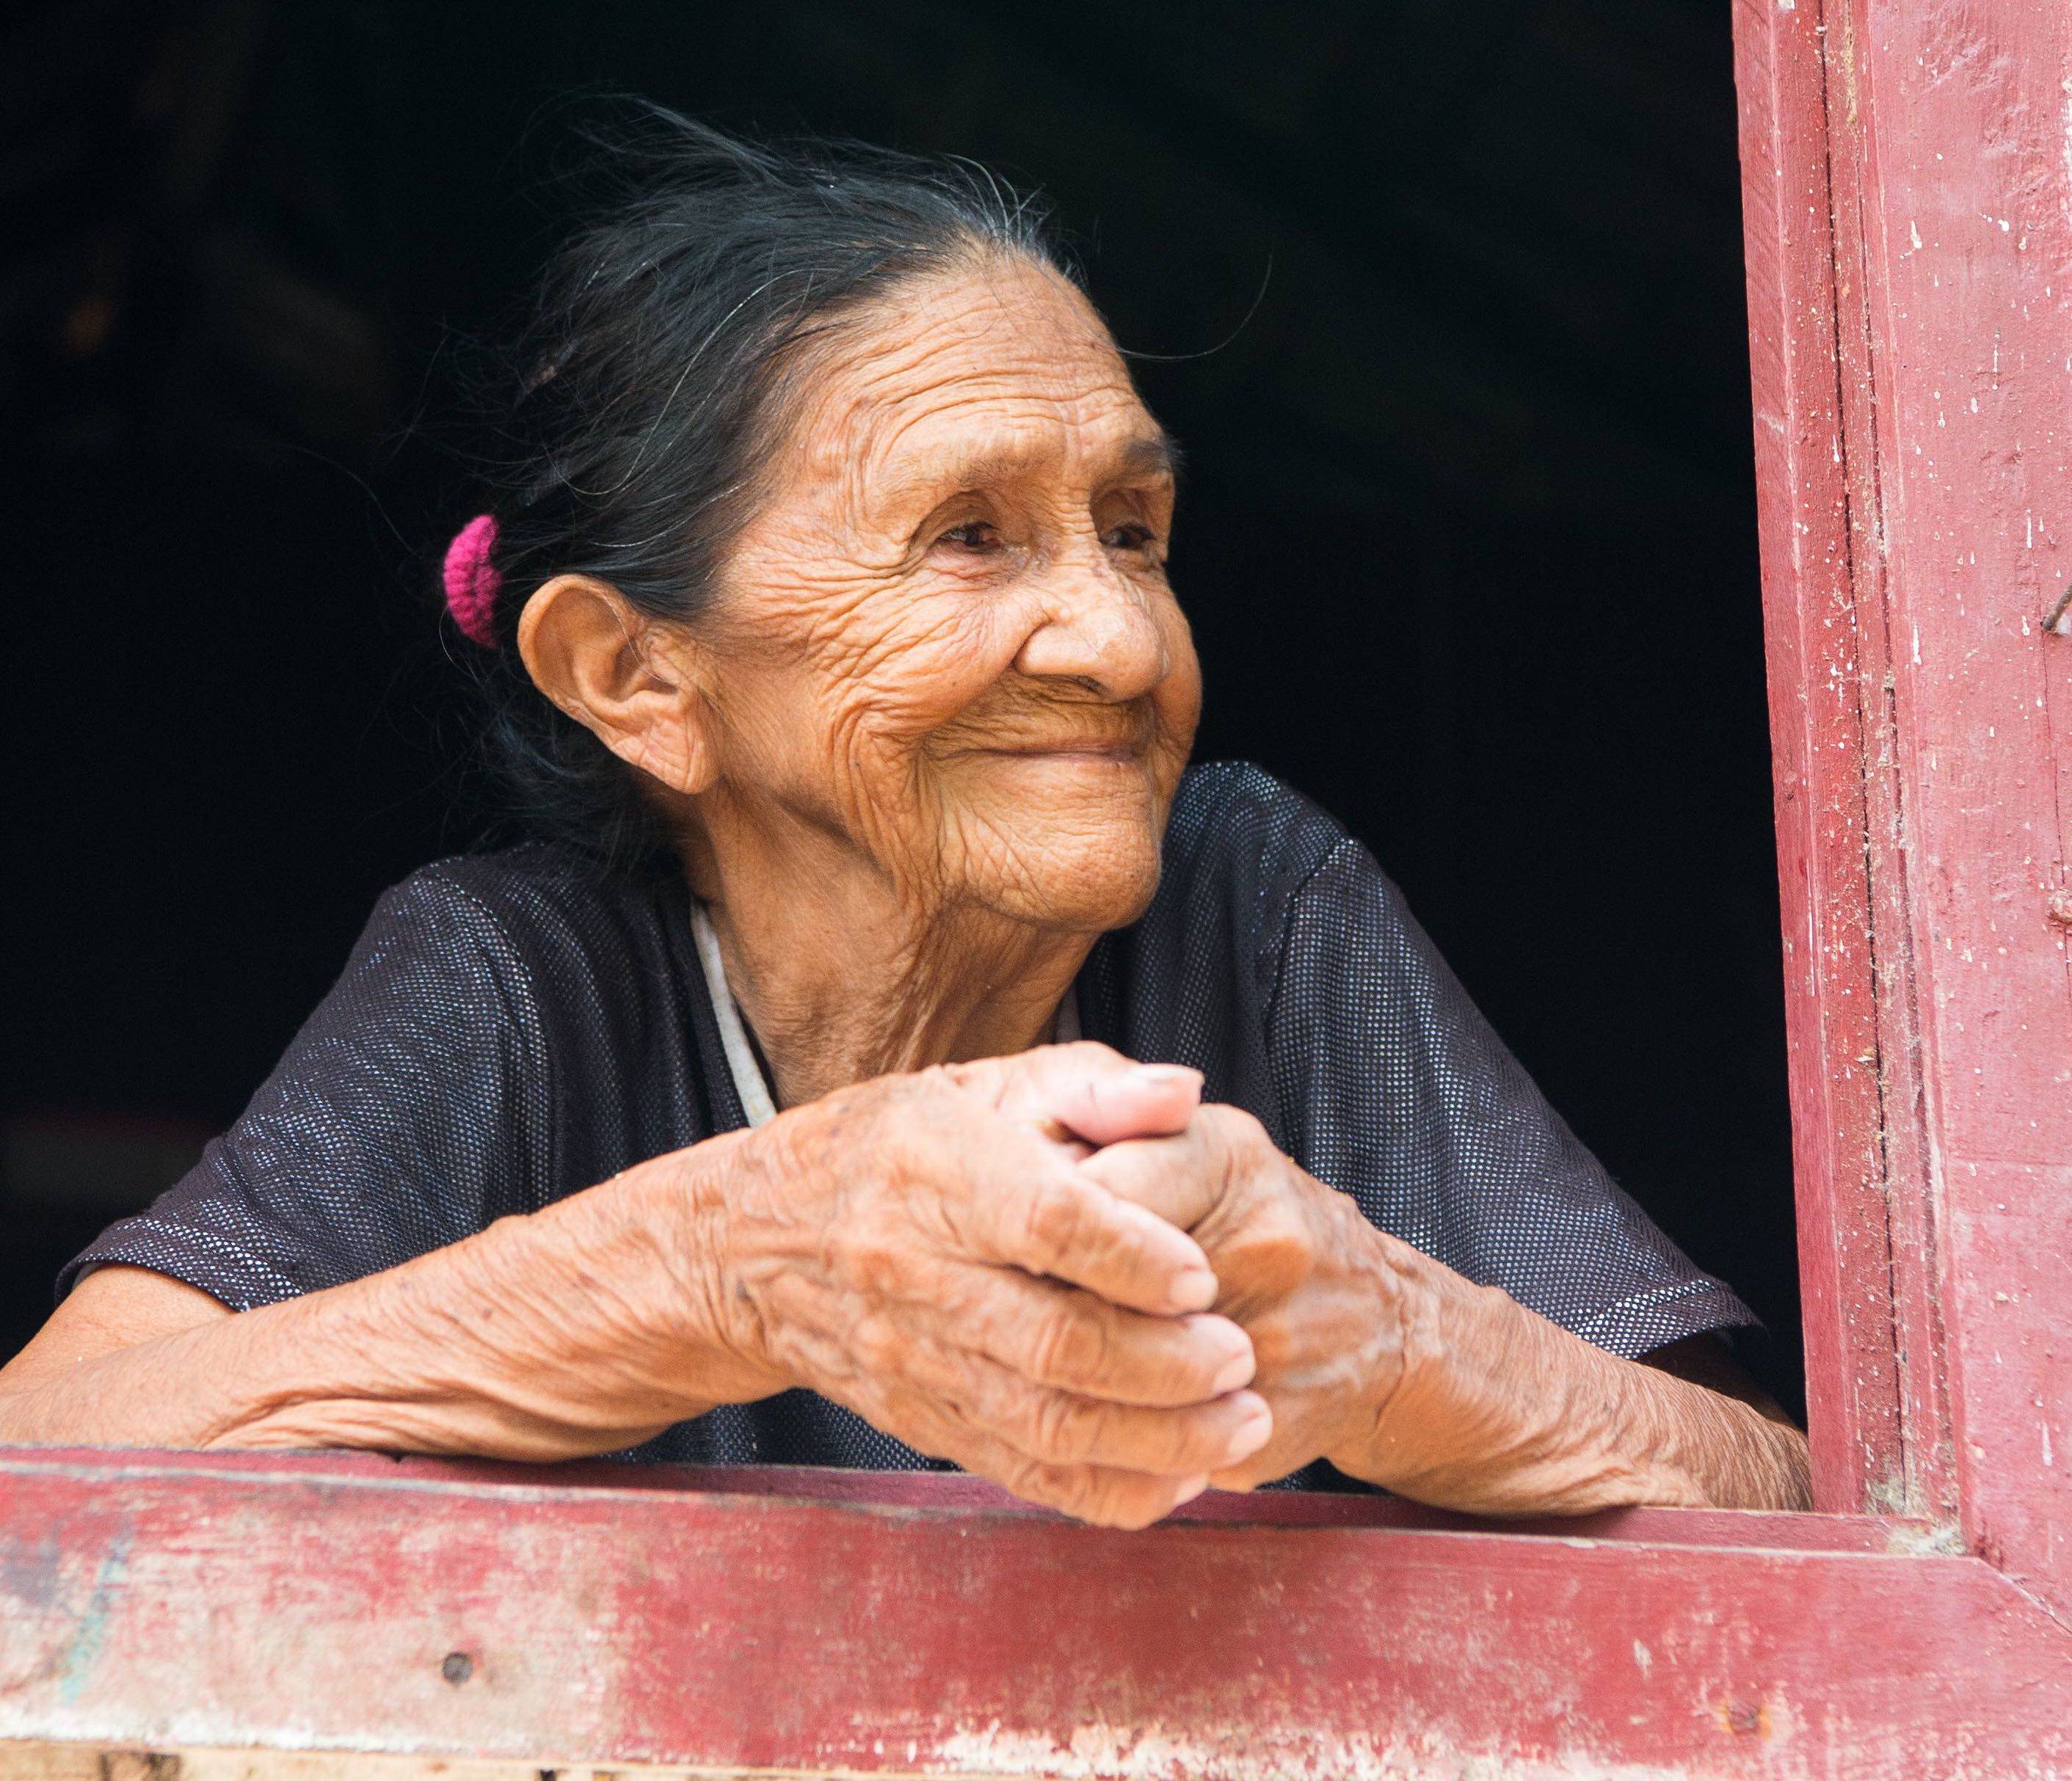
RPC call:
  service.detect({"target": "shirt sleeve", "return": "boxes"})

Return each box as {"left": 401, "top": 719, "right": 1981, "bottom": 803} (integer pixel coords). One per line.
{"left": 57, "top": 869, "right": 558, "bottom": 1311}
{"left": 1267, "top": 837, "right": 1756, "bottom": 1358}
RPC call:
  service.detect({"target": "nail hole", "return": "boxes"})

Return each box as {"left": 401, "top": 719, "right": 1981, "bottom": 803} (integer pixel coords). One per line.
{"left": 441, "top": 1650, "right": 474, "bottom": 1685}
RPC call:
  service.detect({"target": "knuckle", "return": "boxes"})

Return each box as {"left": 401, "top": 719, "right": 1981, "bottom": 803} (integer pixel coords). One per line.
{"left": 992, "top": 1450, "right": 1057, "bottom": 1507}
{"left": 1026, "top": 1390, "right": 1099, "bottom": 1463}
{"left": 931, "top": 1266, "right": 992, "bottom": 1322}
{"left": 1235, "top": 1235, "right": 1313, "bottom": 1300}
{"left": 1202, "top": 1102, "right": 1268, "bottom": 1156}
{"left": 1224, "top": 1209, "right": 1316, "bottom": 1297}
{"left": 1028, "top": 1302, "right": 1109, "bottom": 1387}
{"left": 848, "top": 1312, "right": 904, "bottom": 1374}
{"left": 1024, "top": 1458, "right": 1100, "bottom": 1522}
{"left": 1019, "top": 1176, "right": 1091, "bottom": 1269}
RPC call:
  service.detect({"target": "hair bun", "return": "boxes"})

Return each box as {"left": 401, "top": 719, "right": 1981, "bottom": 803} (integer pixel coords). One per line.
{"left": 443, "top": 513, "right": 503, "bottom": 648}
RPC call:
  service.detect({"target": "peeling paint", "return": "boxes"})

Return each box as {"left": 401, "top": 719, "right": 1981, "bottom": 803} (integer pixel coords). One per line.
{"left": 930, "top": 1722, "right": 1693, "bottom": 1781}
{"left": 51, "top": 1529, "right": 131, "bottom": 1708}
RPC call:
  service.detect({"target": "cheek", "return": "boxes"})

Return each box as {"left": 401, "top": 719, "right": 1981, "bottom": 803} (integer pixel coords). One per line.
{"left": 713, "top": 531, "right": 1014, "bottom": 757}
{"left": 818, "top": 587, "right": 1028, "bottom": 740}
{"left": 1149, "top": 600, "right": 1204, "bottom": 758}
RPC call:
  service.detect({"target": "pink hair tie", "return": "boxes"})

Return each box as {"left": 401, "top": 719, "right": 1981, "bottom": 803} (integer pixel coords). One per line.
{"left": 443, "top": 513, "right": 503, "bottom": 648}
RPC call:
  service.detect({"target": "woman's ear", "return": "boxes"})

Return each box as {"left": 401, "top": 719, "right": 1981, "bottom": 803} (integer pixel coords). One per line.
{"left": 515, "top": 575, "right": 719, "bottom": 795}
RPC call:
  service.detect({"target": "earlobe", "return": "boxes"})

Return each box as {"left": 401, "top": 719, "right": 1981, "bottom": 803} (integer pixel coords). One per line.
{"left": 515, "top": 575, "right": 718, "bottom": 795}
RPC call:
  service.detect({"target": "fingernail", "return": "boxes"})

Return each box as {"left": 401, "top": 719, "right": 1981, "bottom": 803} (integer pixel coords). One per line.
{"left": 1132, "top": 1064, "right": 1204, "bottom": 1094}
{"left": 1211, "top": 1345, "right": 1255, "bottom": 1395}
{"left": 1172, "top": 1474, "right": 1210, "bottom": 1508}
{"left": 1170, "top": 1267, "right": 1218, "bottom": 1312}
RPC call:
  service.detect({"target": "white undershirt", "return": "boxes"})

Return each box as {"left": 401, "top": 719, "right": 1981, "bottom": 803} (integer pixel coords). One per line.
{"left": 688, "top": 902, "right": 1080, "bottom": 1130}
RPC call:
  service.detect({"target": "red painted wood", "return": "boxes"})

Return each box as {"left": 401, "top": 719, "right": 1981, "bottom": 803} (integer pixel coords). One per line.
{"left": 1, "top": 1451, "right": 2067, "bottom": 1778}
{"left": 0, "top": 1449, "right": 1914, "bottom": 1552}
{"left": 1818, "top": 0, "right": 2072, "bottom": 1609}
{"left": 1734, "top": 0, "right": 2072, "bottom": 1548}
{"left": 1732, "top": 0, "right": 1944, "bottom": 1520}
{"left": 1, "top": 6, "right": 2068, "bottom": 1779}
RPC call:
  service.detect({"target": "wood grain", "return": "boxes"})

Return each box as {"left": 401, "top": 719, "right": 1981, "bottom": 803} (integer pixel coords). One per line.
{"left": 1, "top": 1452, "right": 2068, "bottom": 1780}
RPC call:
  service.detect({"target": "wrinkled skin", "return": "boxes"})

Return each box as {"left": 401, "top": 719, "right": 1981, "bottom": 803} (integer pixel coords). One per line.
{"left": 0, "top": 1046, "right": 1278, "bottom": 1529}
{"left": 697, "top": 255, "right": 1200, "bottom": 941}
{"left": 0, "top": 252, "right": 1809, "bottom": 1520}
{"left": 1082, "top": 1107, "right": 1809, "bottom": 1512}
{"left": 712, "top": 1048, "right": 1271, "bottom": 1526}
{"left": 517, "top": 252, "right": 1204, "bottom": 1110}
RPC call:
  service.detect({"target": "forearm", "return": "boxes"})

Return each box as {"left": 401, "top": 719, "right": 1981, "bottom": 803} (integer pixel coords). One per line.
{"left": 1329, "top": 1255, "right": 1811, "bottom": 1515}
{"left": 0, "top": 1137, "right": 779, "bottom": 1458}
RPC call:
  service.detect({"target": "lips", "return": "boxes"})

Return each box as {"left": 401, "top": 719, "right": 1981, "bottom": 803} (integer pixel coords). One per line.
{"left": 956, "top": 704, "right": 1157, "bottom": 760}
{"left": 985, "top": 738, "right": 1144, "bottom": 760}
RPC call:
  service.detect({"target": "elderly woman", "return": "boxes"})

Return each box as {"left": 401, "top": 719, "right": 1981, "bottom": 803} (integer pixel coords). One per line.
{"left": 0, "top": 120, "right": 1807, "bottom": 1526}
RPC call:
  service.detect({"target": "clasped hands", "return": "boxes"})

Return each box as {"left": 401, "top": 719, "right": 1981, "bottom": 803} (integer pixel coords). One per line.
{"left": 697, "top": 1041, "right": 1452, "bottom": 1528}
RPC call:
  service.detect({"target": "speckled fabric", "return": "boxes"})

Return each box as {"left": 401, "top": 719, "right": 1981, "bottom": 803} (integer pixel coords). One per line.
{"left": 61, "top": 762, "right": 1753, "bottom": 1484}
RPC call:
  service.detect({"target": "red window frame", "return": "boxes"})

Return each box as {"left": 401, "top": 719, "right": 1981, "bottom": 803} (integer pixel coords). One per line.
{"left": 4, "top": 0, "right": 2069, "bottom": 1772}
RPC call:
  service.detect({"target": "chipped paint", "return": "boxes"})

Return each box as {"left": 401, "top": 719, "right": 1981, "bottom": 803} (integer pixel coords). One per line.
{"left": 930, "top": 1722, "right": 1693, "bottom": 1780}
{"left": 0, "top": 1454, "right": 2068, "bottom": 1777}
{"left": 51, "top": 1531, "right": 131, "bottom": 1708}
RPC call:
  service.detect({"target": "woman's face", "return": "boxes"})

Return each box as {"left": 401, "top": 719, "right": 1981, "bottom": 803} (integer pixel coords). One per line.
{"left": 694, "top": 253, "right": 1202, "bottom": 932}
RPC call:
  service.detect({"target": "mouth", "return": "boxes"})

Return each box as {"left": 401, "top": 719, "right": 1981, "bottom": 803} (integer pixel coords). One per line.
{"left": 957, "top": 704, "right": 1157, "bottom": 765}
{"left": 979, "top": 740, "right": 1146, "bottom": 763}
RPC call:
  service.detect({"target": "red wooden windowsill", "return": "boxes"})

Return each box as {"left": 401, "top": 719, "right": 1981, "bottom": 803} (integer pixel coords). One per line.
{"left": 2, "top": 1443, "right": 2065, "bottom": 1777}
{"left": 0, "top": 1443, "right": 1906, "bottom": 1553}
{"left": 4, "top": 0, "right": 2070, "bottom": 1769}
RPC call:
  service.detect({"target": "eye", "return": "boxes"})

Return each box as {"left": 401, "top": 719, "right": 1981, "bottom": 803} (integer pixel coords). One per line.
{"left": 937, "top": 520, "right": 1003, "bottom": 553}
{"left": 1104, "top": 521, "right": 1160, "bottom": 553}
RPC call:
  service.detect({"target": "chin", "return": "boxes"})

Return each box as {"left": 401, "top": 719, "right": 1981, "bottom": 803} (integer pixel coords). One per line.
{"left": 1014, "top": 856, "right": 1163, "bottom": 932}
{"left": 934, "top": 748, "right": 1182, "bottom": 931}
{"left": 969, "top": 812, "right": 1169, "bottom": 933}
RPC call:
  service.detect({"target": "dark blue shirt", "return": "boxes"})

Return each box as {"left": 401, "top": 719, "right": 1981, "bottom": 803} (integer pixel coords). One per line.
{"left": 62, "top": 762, "right": 1753, "bottom": 1482}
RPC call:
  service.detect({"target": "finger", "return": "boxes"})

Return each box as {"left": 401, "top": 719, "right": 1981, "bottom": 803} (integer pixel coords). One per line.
{"left": 1077, "top": 1126, "right": 1224, "bottom": 1233}
{"left": 1209, "top": 1430, "right": 1317, "bottom": 1492}
{"left": 950, "top": 1043, "right": 1204, "bottom": 1148}
{"left": 997, "top": 1456, "right": 1213, "bottom": 1529}
{"left": 968, "top": 1157, "right": 1221, "bottom": 1314}
{"left": 1208, "top": 1459, "right": 1276, "bottom": 1493}
{"left": 923, "top": 1267, "right": 1257, "bottom": 1404}
{"left": 1036, "top": 1050, "right": 1203, "bottom": 1148}
{"left": 892, "top": 1336, "right": 1273, "bottom": 1476}
{"left": 841, "top": 1377, "right": 1218, "bottom": 1529}
{"left": 961, "top": 1441, "right": 1215, "bottom": 1529}
{"left": 1002, "top": 1381, "right": 1268, "bottom": 1476}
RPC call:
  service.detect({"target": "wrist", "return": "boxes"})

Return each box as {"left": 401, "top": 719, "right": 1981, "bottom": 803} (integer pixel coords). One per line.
{"left": 1326, "top": 1249, "right": 1665, "bottom": 1510}
{"left": 617, "top": 1129, "right": 797, "bottom": 1403}
{"left": 1318, "top": 1222, "right": 1445, "bottom": 1468}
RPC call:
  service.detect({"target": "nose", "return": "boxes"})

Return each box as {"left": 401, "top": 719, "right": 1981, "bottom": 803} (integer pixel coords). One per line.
{"left": 1012, "top": 544, "right": 1168, "bottom": 701}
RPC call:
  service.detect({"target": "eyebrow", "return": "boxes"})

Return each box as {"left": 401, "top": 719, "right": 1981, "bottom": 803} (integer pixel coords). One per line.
{"left": 879, "top": 426, "right": 1183, "bottom": 509}
{"left": 1115, "top": 429, "right": 1184, "bottom": 483}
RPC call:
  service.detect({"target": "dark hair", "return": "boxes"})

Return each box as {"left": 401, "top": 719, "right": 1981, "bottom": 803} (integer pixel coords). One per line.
{"left": 451, "top": 107, "right": 1077, "bottom": 872}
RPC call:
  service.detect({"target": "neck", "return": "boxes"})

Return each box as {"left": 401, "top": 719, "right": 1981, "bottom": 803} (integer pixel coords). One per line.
{"left": 679, "top": 812, "right": 1093, "bottom": 1112}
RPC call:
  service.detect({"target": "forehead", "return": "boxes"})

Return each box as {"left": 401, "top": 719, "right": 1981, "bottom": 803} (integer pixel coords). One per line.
{"left": 784, "top": 256, "right": 1158, "bottom": 493}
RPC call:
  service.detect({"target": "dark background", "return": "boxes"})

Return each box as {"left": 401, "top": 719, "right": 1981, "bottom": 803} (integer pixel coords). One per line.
{"left": 1, "top": 1, "right": 1803, "bottom": 1414}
